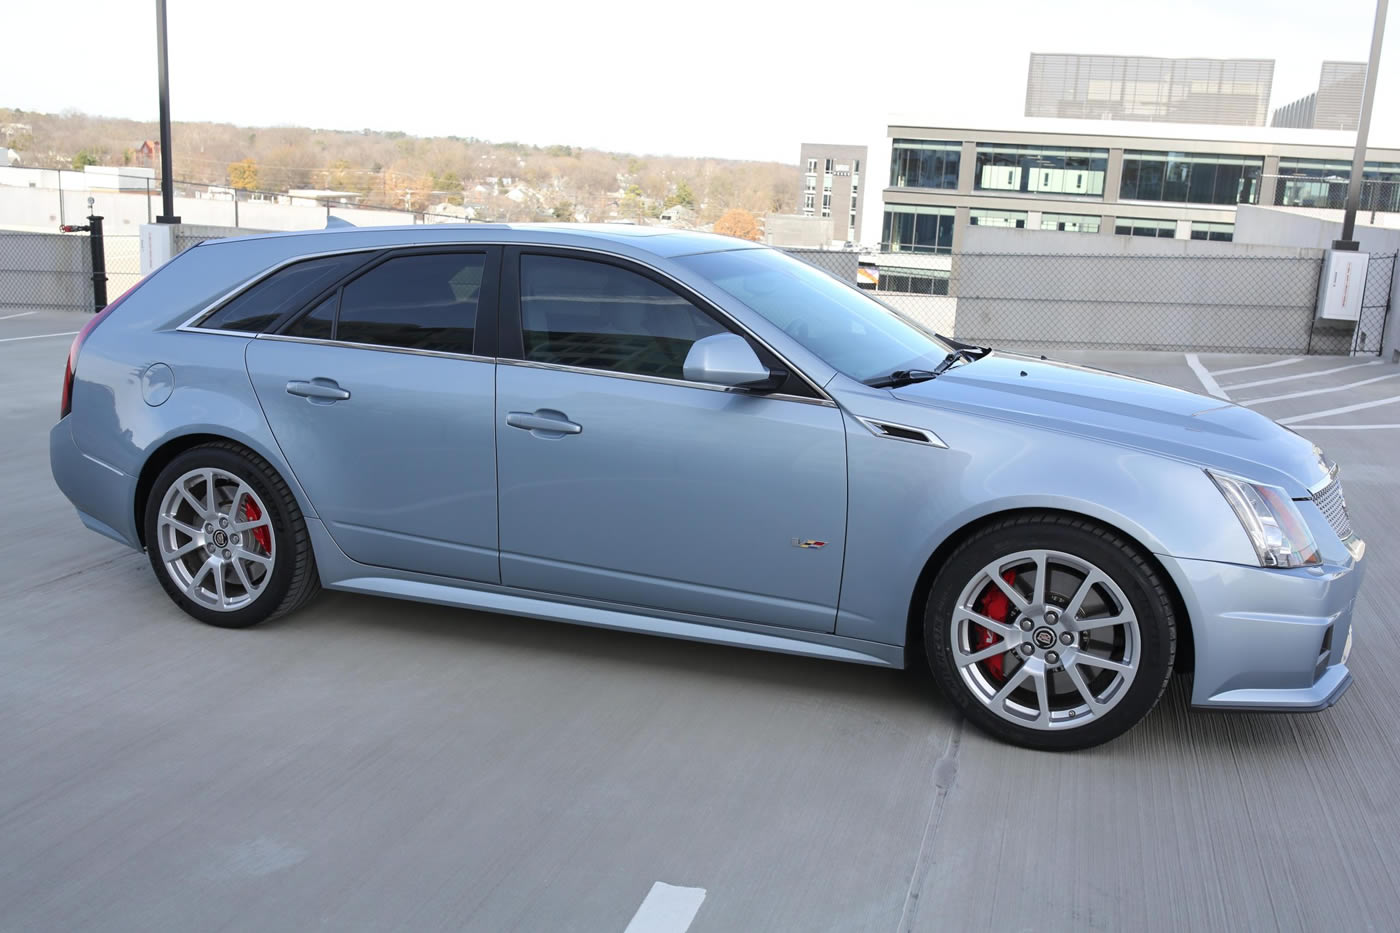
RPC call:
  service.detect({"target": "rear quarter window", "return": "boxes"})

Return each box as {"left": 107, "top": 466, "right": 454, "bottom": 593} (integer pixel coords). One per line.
{"left": 197, "top": 252, "right": 367, "bottom": 333}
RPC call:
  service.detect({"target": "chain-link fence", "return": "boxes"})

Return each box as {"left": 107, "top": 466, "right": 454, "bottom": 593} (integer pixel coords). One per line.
{"left": 0, "top": 231, "right": 93, "bottom": 313}
{"left": 1356, "top": 251, "right": 1395, "bottom": 355}
{"left": 1268, "top": 176, "right": 1400, "bottom": 215}
{"left": 792, "top": 248, "right": 1372, "bottom": 355}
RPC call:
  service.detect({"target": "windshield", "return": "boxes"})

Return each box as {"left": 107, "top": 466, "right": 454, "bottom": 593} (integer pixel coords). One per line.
{"left": 677, "top": 248, "right": 951, "bottom": 383}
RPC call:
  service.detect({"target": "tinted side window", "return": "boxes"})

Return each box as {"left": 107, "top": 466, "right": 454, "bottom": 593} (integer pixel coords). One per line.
{"left": 285, "top": 293, "right": 337, "bottom": 340}
{"left": 200, "top": 253, "right": 364, "bottom": 333}
{"left": 337, "top": 253, "right": 483, "bottom": 354}
{"left": 519, "top": 254, "right": 725, "bottom": 379}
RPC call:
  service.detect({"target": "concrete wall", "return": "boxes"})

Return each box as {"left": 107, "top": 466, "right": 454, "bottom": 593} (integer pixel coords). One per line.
{"left": 0, "top": 232, "right": 92, "bottom": 312}
{"left": 950, "top": 225, "right": 1326, "bottom": 352}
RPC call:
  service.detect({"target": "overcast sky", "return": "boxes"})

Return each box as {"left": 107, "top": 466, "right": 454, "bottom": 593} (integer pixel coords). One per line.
{"left": 5, "top": 0, "right": 1397, "bottom": 163}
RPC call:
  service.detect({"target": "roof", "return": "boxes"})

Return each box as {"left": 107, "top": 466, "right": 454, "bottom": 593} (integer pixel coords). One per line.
{"left": 197, "top": 222, "right": 762, "bottom": 260}
{"left": 886, "top": 114, "right": 1400, "bottom": 154}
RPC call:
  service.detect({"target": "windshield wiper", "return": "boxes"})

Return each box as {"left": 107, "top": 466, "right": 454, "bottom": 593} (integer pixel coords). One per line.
{"left": 865, "top": 369, "right": 939, "bottom": 389}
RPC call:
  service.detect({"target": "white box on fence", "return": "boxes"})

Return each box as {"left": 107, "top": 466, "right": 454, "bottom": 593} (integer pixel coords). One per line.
{"left": 1316, "top": 249, "right": 1369, "bottom": 321}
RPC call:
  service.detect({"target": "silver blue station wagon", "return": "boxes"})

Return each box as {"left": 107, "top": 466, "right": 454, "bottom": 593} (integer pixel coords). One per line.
{"left": 50, "top": 224, "right": 1365, "bottom": 749}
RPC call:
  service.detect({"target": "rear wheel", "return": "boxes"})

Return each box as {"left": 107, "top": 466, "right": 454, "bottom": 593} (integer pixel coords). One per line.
{"left": 144, "top": 443, "right": 319, "bottom": 628}
{"left": 925, "top": 515, "right": 1175, "bottom": 750}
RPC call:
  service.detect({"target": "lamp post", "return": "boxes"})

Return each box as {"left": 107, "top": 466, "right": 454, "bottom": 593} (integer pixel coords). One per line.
{"left": 154, "top": 0, "right": 180, "bottom": 224}
{"left": 1336, "top": 0, "right": 1388, "bottom": 249}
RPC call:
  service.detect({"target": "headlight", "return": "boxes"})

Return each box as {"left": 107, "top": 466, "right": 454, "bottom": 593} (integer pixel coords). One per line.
{"left": 1208, "top": 470, "right": 1321, "bottom": 568}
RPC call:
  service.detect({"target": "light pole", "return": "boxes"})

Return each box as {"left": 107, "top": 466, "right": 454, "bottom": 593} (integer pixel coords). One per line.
{"left": 154, "top": 0, "right": 180, "bottom": 223}
{"left": 1336, "top": 0, "right": 1388, "bottom": 249}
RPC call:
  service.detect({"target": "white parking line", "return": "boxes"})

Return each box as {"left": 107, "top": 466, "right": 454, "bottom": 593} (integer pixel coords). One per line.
{"left": 1184, "top": 353, "right": 1229, "bottom": 400}
{"left": 1211, "top": 356, "right": 1305, "bottom": 376}
{"left": 0, "top": 331, "right": 78, "bottom": 343}
{"left": 1279, "top": 395, "right": 1400, "bottom": 425}
{"left": 1226, "top": 359, "right": 1383, "bottom": 391}
{"left": 1292, "top": 423, "right": 1400, "bottom": 430}
{"left": 0, "top": 311, "right": 37, "bottom": 321}
{"left": 1238, "top": 371, "right": 1400, "bottom": 406}
{"left": 624, "top": 882, "right": 706, "bottom": 933}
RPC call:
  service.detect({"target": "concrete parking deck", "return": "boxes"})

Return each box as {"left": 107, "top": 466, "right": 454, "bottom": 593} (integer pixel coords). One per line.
{"left": 3, "top": 311, "right": 1398, "bottom": 932}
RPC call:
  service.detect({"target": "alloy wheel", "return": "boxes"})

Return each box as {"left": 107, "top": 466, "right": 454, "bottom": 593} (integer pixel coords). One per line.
{"left": 155, "top": 467, "right": 276, "bottom": 612}
{"left": 950, "top": 548, "right": 1140, "bottom": 731}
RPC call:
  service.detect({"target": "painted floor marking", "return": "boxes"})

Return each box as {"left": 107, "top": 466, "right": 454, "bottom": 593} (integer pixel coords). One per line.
{"left": 0, "top": 331, "right": 79, "bottom": 343}
{"left": 0, "top": 311, "right": 37, "bottom": 321}
{"left": 623, "top": 882, "right": 707, "bottom": 933}
{"left": 1210, "top": 357, "right": 1305, "bottom": 376}
{"left": 1279, "top": 395, "right": 1400, "bottom": 425}
{"left": 1238, "top": 371, "right": 1400, "bottom": 406}
{"left": 1225, "top": 359, "right": 1383, "bottom": 391}
{"left": 1184, "top": 353, "right": 1229, "bottom": 400}
{"left": 1292, "top": 423, "right": 1400, "bottom": 430}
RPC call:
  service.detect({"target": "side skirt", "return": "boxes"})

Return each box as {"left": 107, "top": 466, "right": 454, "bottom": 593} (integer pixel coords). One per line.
{"left": 306, "top": 518, "right": 903, "bottom": 669}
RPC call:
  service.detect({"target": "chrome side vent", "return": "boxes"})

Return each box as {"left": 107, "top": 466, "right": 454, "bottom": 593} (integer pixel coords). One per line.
{"left": 855, "top": 416, "right": 947, "bottom": 448}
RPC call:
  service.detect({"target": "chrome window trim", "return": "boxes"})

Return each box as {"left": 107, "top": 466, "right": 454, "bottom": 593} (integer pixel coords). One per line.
{"left": 173, "top": 239, "right": 834, "bottom": 404}
{"left": 499, "top": 358, "right": 837, "bottom": 407}
{"left": 254, "top": 332, "right": 492, "bottom": 364}
{"left": 853, "top": 415, "right": 948, "bottom": 448}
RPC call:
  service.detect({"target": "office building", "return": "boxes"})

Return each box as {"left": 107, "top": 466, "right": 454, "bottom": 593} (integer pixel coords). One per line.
{"left": 1025, "top": 54, "right": 1275, "bottom": 127}
{"left": 798, "top": 143, "right": 867, "bottom": 243}
{"left": 877, "top": 117, "right": 1400, "bottom": 291}
{"left": 1272, "top": 61, "right": 1367, "bottom": 131}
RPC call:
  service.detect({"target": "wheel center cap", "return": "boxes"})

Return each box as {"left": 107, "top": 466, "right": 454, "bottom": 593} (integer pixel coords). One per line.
{"left": 212, "top": 529, "right": 228, "bottom": 548}
{"left": 1033, "top": 627, "right": 1057, "bottom": 650}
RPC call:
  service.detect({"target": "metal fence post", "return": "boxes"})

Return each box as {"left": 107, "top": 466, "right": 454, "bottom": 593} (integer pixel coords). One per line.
{"left": 87, "top": 214, "right": 108, "bottom": 311}
{"left": 233, "top": 191, "right": 240, "bottom": 228}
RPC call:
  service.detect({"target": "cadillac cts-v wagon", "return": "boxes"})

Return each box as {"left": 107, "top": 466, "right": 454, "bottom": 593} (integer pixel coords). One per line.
{"left": 50, "top": 224, "right": 1365, "bottom": 749}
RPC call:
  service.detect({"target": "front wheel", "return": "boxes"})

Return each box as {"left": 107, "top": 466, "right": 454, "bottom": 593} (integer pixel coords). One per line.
{"left": 144, "top": 442, "right": 320, "bottom": 628}
{"left": 925, "top": 515, "right": 1176, "bottom": 750}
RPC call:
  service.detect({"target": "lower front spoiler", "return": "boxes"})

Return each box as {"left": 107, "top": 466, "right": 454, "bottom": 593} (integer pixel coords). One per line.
{"left": 1192, "top": 664, "right": 1352, "bottom": 713}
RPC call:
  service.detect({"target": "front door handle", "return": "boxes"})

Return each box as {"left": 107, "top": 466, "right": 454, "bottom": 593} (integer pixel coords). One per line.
{"left": 506, "top": 409, "right": 582, "bottom": 436}
{"left": 286, "top": 378, "right": 351, "bottom": 402}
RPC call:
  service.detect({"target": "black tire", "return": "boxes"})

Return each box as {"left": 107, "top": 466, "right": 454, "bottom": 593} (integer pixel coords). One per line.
{"left": 143, "top": 442, "right": 320, "bottom": 628}
{"left": 924, "top": 514, "right": 1175, "bottom": 751}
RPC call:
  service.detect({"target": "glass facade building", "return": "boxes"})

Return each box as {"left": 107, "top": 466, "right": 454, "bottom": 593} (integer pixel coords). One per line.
{"left": 881, "top": 205, "right": 955, "bottom": 254}
{"left": 1119, "top": 151, "right": 1262, "bottom": 205}
{"left": 889, "top": 139, "right": 961, "bottom": 189}
{"left": 1115, "top": 218, "right": 1177, "bottom": 238}
{"left": 1040, "top": 212, "right": 1101, "bottom": 233}
{"left": 969, "top": 209, "right": 1027, "bottom": 228}
{"left": 1190, "top": 222, "right": 1234, "bottom": 242}
{"left": 974, "top": 144, "right": 1107, "bottom": 197}
{"left": 1273, "top": 159, "right": 1400, "bottom": 212}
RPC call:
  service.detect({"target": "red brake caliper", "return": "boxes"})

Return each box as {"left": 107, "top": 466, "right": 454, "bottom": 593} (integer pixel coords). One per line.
{"left": 239, "top": 496, "right": 271, "bottom": 553}
{"left": 972, "top": 571, "right": 1016, "bottom": 680}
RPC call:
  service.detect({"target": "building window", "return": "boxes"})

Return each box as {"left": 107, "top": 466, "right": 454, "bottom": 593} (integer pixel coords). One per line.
{"left": 1119, "top": 151, "right": 1263, "bottom": 205}
{"left": 807, "top": 158, "right": 818, "bottom": 173}
{"left": 974, "top": 143, "right": 1107, "bottom": 197}
{"left": 1190, "top": 221, "right": 1235, "bottom": 242}
{"left": 825, "top": 158, "right": 834, "bottom": 172}
{"left": 824, "top": 175, "right": 833, "bottom": 191}
{"left": 889, "top": 139, "right": 961, "bottom": 190}
{"left": 804, "top": 194, "right": 816, "bottom": 211}
{"left": 875, "top": 266, "right": 950, "bottom": 296}
{"left": 1114, "top": 217, "right": 1177, "bottom": 238}
{"left": 804, "top": 177, "right": 816, "bottom": 192}
{"left": 882, "top": 204, "right": 955, "bottom": 254}
{"left": 969, "top": 209, "right": 1028, "bottom": 228}
{"left": 822, "top": 193, "right": 832, "bottom": 209}
{"left": 1040, "top": 212, "right": 1101, "bottom": 233}
{"left": 854, "top": 159, "right": 861, "bottom": 173}
{"left": 1274, "top": 159, "right": 1400, "bottom": 211}
{"left": 821, "top": 208, "right": 831, "bottom": 217}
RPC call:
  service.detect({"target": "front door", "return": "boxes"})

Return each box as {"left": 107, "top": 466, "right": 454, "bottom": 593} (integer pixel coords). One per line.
{"left": 494, "top": 249, "right": 847, "bottom": 632}
{"left": 245, "top": 247, "right": 501, "bottom": 583}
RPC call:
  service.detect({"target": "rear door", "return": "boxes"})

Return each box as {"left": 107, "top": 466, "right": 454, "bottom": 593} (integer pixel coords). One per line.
{"left": 245, "top": 247, "right": 502, "bottom": 583}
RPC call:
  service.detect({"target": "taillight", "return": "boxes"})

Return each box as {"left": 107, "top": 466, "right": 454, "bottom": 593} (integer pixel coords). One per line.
{"left": 60, "top": 281, "right": 142, "bottom": 420}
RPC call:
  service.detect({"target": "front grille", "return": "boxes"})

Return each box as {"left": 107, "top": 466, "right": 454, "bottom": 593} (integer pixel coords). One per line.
{"left": 1311, "top": 477, "right": 1353, "bottom": 540}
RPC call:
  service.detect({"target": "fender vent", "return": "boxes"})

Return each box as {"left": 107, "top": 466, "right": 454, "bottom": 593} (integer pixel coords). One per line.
{"left": 855, "top": 416, "right": 947, "bottom": 448}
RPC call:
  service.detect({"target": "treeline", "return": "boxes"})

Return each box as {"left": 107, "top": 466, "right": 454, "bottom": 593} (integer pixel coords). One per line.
{"left": 2, "top": 108, "right": 798, "bottom": 223}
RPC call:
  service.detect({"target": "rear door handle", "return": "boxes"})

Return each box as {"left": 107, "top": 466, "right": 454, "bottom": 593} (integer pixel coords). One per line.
{"left": 286, "top": 378, "right": 351, "bottom": 402}
{"left": 506, "top": 409, "right": 582, "bottom": 436}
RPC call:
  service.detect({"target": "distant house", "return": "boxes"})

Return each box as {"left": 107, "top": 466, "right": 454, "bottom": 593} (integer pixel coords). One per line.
{"left": 4, "top": 148, "right": 19, "bottom": 166}
{"left": 281, "top": 189, "right": 362, "bottom": 207}
{"left": 657, "top": 204, "right": 697, "bottom": 228}
{"left": 135, "top": 140, "right": 159, "bottom": 167}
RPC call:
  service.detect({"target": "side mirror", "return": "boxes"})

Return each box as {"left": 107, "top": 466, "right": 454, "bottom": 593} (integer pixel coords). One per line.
{"left": 683, "top": 333, "right": 782, "bottom": 390}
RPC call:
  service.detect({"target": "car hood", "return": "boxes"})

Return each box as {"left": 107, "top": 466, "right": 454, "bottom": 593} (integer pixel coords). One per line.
{"left": 891, "top": 353, "right": 1330, "bottom": 495}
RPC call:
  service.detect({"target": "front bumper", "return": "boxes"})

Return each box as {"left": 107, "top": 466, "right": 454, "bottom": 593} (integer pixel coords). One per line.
{"left": 1160, "top": 544, "right": 1365, "bottom": 711}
